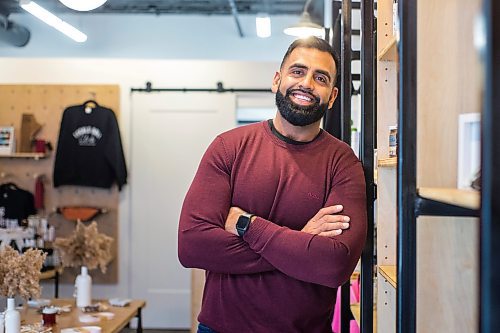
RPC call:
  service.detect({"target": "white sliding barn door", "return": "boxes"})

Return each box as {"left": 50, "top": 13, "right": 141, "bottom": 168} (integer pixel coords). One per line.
{"left": 130, "top": 92, "right": 236, "bottom": 328}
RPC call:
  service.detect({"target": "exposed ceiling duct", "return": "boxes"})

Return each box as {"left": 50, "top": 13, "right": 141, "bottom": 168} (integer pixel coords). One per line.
{"left": 0, "top": 13, "right": 31, "bottom": 47}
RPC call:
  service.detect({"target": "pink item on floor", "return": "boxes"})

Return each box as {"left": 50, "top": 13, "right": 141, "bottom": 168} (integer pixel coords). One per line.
{"left": 331, "top": 276, "right": 361, "bottom": 333}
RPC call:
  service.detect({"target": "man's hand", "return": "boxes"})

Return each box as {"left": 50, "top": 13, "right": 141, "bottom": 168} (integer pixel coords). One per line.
{"left": 301, "top": 205, "right": 350, "bottom": 237}
{"left": 225, "top": 206, "right": 255, "bottom": 236}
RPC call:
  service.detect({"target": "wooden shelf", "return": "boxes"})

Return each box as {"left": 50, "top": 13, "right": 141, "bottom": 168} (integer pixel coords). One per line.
{"left": 377, "top": 37, "right": 398, "bottom": 61}
{"left": 350, "top": 303, "right": 377, "bottom": 332}
{"left": 418, "top": 187, "right": 480, "bottom": 210}
{"left": 0, "top": 152, "right": 47, "bottom": 160}
{"left": 378, "top": 157, "right": 397, "bottom": 167}
{"left": 378, "top": 265, "right": 397, "bottom": 288}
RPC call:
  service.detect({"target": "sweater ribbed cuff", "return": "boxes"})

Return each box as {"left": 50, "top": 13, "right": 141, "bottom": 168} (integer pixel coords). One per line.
{"left": 243, "top": 216, "right": 280, "bottom": 250}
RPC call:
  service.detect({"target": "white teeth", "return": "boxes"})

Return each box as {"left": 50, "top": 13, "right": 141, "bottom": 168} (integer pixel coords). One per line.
{"left": 295, "top": 94, "right": 311, "bottom": 101}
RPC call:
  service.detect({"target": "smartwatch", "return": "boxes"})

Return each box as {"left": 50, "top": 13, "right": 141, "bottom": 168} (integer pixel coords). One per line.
{"left": 236, "top": 212, "right": 255, "bottom": 237}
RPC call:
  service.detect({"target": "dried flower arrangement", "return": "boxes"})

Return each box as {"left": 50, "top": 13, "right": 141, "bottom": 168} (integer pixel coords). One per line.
{"left": 0, "top": 246, "right": 47, "bottom": 299}
{"left": 54, "top": 221, "right": 114, "bottom": 273}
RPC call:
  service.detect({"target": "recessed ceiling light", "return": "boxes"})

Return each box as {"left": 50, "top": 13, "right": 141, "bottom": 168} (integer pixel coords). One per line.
{"left": 256, "top": 13, "right": 271, "bottom": 38}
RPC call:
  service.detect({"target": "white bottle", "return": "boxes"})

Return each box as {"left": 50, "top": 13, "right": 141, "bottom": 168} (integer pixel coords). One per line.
{"left": 4, "top": 298, "right": 20, "bottom": 333}
{"left": 76, "top": 266, "right": 92, "bottom": 308}
{"left": 0, "top": 312, "right": 5, "bottom": 333}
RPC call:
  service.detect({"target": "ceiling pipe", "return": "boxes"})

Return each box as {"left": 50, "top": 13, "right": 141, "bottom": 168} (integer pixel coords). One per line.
{"left": 228, "top": 0, "right": 244, "bottom": 37}
{"left": 0, "top": 14, "right": 31, "bottom": 47}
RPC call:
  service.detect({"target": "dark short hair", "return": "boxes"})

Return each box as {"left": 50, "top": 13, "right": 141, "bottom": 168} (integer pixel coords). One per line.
{"left": 280, "top": 37, "right": 340, "bottom": 86}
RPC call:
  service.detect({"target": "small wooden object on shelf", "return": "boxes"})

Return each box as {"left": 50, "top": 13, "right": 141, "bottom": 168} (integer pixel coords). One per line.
{"left": 20, "top": 114, "right": 42, "bottom": 153}
{"left": 378, "top": 157, "right": 397, "bottom": 167}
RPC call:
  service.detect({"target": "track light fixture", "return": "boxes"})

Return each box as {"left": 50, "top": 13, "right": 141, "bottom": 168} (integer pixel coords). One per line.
{"left": 20, "top": 0, "right": 87, "bottom": 42}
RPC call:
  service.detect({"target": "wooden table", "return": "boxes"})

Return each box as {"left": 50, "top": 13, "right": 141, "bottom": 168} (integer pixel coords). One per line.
{"left": 21, "top": 299, "right": 146, "bottom": 333}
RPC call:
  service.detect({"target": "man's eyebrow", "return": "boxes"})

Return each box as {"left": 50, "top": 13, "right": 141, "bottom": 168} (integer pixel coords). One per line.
{"left": 289, "top": 63, "right": 309, "bottom": 71}
{"left": 315, "top": 69, "right": 332, "bottom": 82}
{"left": 289, "top": 63, "right": 332, "bottom": 82}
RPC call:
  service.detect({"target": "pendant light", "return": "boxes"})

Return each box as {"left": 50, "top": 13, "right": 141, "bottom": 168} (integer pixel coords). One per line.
{"left": 58, "top": 0, "right": 108, "bottom": 11}
{"left": 284, "top": 0, "right": 324, "bottom": 38}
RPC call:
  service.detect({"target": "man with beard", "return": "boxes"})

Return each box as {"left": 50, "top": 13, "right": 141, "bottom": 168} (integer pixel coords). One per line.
{"left": 178, "top": 37, "right": 367, "bottom": 333}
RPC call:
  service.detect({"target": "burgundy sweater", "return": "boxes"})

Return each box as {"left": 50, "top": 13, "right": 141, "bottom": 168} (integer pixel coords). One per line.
{"left": 178, "top": 121, "right": 367, "bottom": 333}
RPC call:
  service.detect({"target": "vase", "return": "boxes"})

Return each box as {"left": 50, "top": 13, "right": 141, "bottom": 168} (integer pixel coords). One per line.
{"left": 0, "top": 312, "right": 5, "bottom": 333}
{"left": 4, "top": 298, "right": 20, "bottom": 333}
{"left": 75, "top": 266, "right": 92, "bottom": 308}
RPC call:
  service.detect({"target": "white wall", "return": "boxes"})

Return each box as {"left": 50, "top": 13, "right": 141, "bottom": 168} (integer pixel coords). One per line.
{"left": 0, "top": 13, "right": 298, "bottom": 61}
{"left": 0, "top": 57, "right": 280, "bottom": 299}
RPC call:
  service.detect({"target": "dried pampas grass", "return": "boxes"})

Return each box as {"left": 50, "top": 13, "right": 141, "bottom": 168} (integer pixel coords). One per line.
{"left": 0, "top": 246, "right": 46, "bottom": 299}
{"left": 54, "top": 221, "right": 114, "bottom": 273}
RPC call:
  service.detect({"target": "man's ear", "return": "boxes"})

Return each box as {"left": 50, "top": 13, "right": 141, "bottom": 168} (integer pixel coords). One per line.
{"left": 271, "top": 72, "right": 281, "bottom": 93}
{"left": 328, "top": 87, "right": 339, "bottom": 109}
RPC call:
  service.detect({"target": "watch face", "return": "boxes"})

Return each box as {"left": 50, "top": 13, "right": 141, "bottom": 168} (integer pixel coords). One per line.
{"left": 236, "top": 215, "right": 251, "bottom": 236}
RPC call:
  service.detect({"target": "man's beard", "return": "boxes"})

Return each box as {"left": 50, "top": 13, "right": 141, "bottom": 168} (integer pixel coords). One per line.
{"left": 275, "top": 88, "right": 330, "bottom": 126}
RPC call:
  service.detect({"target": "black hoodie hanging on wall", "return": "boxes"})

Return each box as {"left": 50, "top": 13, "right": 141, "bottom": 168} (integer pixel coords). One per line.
{"left": 53, "top": 100, "right": 127, "bottom": 190}
{"left": 0, "top": 182, "right": 36, "bottom": 224}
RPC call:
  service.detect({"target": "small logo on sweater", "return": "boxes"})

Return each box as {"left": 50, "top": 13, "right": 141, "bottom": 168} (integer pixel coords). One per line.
{"left": 308, "top": 192, "right": 320, "bottom": 200}
{"left": 73, "top": 126, "right": 102, "bottom": 146}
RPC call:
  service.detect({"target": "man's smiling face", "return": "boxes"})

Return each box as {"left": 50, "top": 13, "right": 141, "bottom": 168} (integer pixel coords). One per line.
{"left": 272, "top": 47, "right": 338, "bottom": 127}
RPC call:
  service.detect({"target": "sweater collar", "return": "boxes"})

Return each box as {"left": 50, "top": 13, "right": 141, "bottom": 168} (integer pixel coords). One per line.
{"left": 267, "top": 119, "right": 322, "bottom": 145}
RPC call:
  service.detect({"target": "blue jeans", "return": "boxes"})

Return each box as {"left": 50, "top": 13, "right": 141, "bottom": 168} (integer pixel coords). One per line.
{"left": 197, "top": 323, "right": 218, "bottom": 333}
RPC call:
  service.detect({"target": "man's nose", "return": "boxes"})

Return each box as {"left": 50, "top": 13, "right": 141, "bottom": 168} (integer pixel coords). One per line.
{"left": 299, "top": 74, "right": 315, "bottom": 90}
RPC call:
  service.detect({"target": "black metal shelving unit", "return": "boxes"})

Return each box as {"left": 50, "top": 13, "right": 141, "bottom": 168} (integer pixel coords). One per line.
{"left": 480, "top": 0, "right": 500, "bottom": 332}
{"left": 340, "top": 0, "right": 352, "bottom": 146}
{"left": 339, "top": 0, "right": 353, "bottom": 331}
{"left": 334, "top": 0, "right": 377, "bottom": 332}
{"left": 396, "top": 1, "right": 418, "bottom": 331}
{"left": 359, "top": 0, "right": 376, "bottom": 333}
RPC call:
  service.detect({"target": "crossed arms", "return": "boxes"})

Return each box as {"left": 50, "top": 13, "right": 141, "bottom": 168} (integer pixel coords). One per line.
{"left": 178, "top": 136, "right": 367, "bottom": 289}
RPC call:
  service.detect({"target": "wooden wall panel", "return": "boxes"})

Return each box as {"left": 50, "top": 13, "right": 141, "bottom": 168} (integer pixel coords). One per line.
{"left": 417, "top": 0, "right": 482, "bottom": 187}
{"left": 0, "top": 84, "right": 121, "bottom": 284}
{"left": 416, "top": 216, "right": 478, "bottom": 332}
{"left": 416, "top": 0, "right": 481, "bottom": 331}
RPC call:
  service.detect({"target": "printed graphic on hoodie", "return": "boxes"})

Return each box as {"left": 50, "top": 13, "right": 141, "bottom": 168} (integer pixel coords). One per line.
{"left": 73, "top": 126, "right": 103, "bottom": 146}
